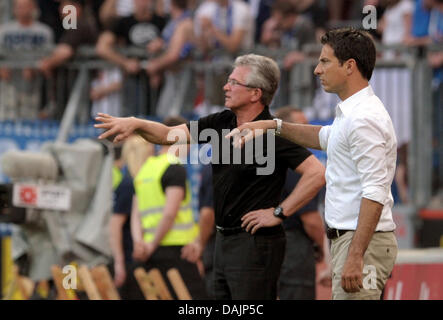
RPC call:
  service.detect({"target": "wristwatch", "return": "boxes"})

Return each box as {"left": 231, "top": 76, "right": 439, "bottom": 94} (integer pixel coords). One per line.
{"left": 273, "top": 118, "right": 282, "bottom": 136}
{"left": 273, "top": 205, "right": 286, "bottom": 220}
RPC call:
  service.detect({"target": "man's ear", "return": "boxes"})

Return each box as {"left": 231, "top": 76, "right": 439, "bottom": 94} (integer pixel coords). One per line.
{"left": 251, "top": 88, "right": 263, "bottom": 103}
{"left": 346, "top": 59, "right": 357, "bottom": 76}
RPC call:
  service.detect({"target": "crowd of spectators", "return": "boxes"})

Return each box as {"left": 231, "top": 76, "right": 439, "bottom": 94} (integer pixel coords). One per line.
{"left": 0, "top": 0, "right": 442, "bottom": 299}
{"left": 0, "top": 0, "right": 442, "bottom": 201}
{"left": 0, "top": 0, "right": 440, "bottom": 121}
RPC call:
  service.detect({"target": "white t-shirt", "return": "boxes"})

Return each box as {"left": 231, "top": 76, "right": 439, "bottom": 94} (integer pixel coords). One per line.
{"left": 382, "top": 0, "right": 414, "bottom": 45}
{"left": 116, "top": 0, "right": 134, "bottom": 17}
{"left": 0, "top": 21, "right": 54, "bottom": 51}
{"left": 194, "top": 0, "right": 255, "bottom": 51}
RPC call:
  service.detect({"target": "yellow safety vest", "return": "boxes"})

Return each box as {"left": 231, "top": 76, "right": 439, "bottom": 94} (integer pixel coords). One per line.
{"left": 112, "top": 165, "right": 123, "bottom": 190}
{"left": 134, "top": 153, "right": 198, "bottom": 246}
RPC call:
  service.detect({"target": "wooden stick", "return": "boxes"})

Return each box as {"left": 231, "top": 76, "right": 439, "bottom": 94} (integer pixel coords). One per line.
{"left": 50, "top": 265, "right": 70, "bottom": 300}
{"left": 14, "top": 265, "right": 34, "bottom": 300}
{"left": 91, "top": 265, "right": 120, "bottom": 300}
{"left": 134, "top": 267, "right": 158, "bottom": 300}
{"left": 167, "top": 268, "right": 192, "bottom": 300}
{"left": 148, "top": 268, "right": 173, "bottom": 300}
{"left": 78, "top": 265, "right": 102, "bottom": 300}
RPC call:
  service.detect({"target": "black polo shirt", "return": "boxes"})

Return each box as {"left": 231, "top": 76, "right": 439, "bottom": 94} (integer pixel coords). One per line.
{"left": 187, "top": 107, "right": 311, "bottom": 228}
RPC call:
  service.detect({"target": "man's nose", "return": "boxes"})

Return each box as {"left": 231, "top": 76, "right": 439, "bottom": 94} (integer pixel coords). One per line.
{"left": 314, "top": 64, "right": 321, "bottom": 76}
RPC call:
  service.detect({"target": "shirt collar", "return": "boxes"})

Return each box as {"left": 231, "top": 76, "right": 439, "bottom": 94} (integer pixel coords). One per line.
{"left": 229, "top": 106, "right": 271, "bottom": 127}
{"left": 337, "top": 86, "right": 374, "bottom": 117}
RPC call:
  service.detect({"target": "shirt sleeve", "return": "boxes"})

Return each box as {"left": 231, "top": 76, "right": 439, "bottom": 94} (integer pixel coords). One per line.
{"left": 318, "top": 125, "right": 331, "bottom": 151}
{"left": 186, "top": 112, "right": 221, "bottom": 144}
{"left": 348, "top": 116, "right": 391, "bottom": 205}
{"left": 161, "top": 164, "right": 187, "bottom": 192}
{"left": 113, "top": 175, "right": 134, "bottom": 215}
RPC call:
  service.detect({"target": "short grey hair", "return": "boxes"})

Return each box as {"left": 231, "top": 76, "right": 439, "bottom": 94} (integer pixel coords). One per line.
{"left": 234, "top": 54, "right": 280, "bottom": 106}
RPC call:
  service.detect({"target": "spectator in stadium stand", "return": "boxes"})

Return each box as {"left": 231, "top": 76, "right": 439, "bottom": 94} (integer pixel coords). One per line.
{"left": 96, "top": 0, "right": 166, "bottom": 76}
{"left": 144, "top": 0, "right": 195, "bottom": 118}
{"left": 378, "top": 0, "right": 414, "bottom": 59}
{"left": 109, "top": 135, "right": 153, "bottom": 299}
{"left": 194, "top": 0, "right": 254, "bottom": 54}
{"left": 36, "top": 0, "right": 64, "bottom": 42}
{"left": 90, "top": 67, "right": 124, "bottom": 118}
{"left": 226, "top": 29, "right": 399, "bottom": 300}
{"left": 194, "top": 0, "right": 255, "bottom": 107}
{"left": 130, "top": 116, "right": 208, "bottom": 299}
{"left": 181, "top": 163, "right": 216, "bottom": 299}
{"left": 95, "top": 53, "right": 325, "bottom": 299}
{"left": 37, "top": 0, "right": 98, "bottom": 79}
{"left": 260, "top": 1, "right": 316, "bottom": 70}
{"left": 274, "top": 106, "right": 331, "bottom": 300}
{"left": 291, "top": 0, "right": 328, "bottom": 43}
{"left": 0, "top": 0, "right": 54, "bottom": 121}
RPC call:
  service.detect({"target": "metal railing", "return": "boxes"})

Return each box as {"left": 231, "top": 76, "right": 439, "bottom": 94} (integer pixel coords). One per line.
{"left": 0, "top": 44, "right": 442, "bottom": 211}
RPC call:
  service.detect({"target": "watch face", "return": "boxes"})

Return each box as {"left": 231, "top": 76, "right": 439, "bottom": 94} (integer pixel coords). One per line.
{"left": 274, "top": 207, "right": 282, "bottom": 216}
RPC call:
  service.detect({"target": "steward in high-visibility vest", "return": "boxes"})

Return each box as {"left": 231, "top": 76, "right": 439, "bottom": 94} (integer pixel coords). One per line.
{"left": 134, "top": 153, "right": 198, "bottom": 246}
{"left": 112, "top": 165, "right": 123, "bottom": 190}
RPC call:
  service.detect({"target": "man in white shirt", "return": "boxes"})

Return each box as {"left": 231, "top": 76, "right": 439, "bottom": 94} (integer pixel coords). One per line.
{"left": 226, "top": 28, "right": 398, "bottom": 300}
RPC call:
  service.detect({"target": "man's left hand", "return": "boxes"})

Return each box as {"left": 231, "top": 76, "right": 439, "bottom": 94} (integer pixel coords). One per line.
{"left": 341, "top": 255, "right": 364, "bottom": 293}
{"left": 241, "top": 208, "right": 281, "bottom": 234}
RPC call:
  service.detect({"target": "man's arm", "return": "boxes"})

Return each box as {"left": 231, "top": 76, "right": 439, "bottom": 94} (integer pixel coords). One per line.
{"left": 38, "top": 44, "right": 74, "bottom": 77}
{"left": 279, "top": 155, "right": 326, "bottom": 214}
{"left": 341, "top": 115, "right": 392, "bottom": 292}
{"left": 146, "top": 20, "right": 192, "bottom": 75}
{"left": 341, "top": 198, "right": 383, "bottom": 292}
{"left": 96, "top": 31, "right": 140, "bottom": 74}
{"left": 211, "top": 28, "right": 246, "bottom": 54}
{"left": 130, "top": 196, "right": 147, "bottom": 261}
{"left": 181, "top": 206, "right": 215, "bottom": 263}
{"left": 95, "top": 114, "right": 190, "bottom": 144}
{"left": 226, "top": 120, "right": 323, "bottom": 150}
{"left": 109, "top": 214, "right": 128, "bottom": 286}
{"left": 198, "top": 207, "right": 215, "bottom": 249}
{"left": 242, "top": 155, "right": 326, "bottom": 234}
{"left": 300, "top": 210, "right": 325, "bottom": 262}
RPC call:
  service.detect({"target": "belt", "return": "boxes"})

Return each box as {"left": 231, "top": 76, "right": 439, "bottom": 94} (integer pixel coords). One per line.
{"left": 216, "top": 225, "right": 244, "bottom": 236}
{"left": 216, "top": 224, "right": 284, "bottom": 236}
{"left": 326, "top": 227, "right": 353, "bottom": 240}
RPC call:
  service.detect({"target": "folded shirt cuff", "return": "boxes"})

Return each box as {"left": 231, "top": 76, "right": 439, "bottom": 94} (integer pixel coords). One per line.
{"left": 362, "top": 186, "right": 388, "bottom": 205}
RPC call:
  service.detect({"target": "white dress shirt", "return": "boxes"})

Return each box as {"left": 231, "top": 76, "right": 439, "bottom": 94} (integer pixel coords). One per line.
{"left": 318, "top": 86, "right": 397, "bottom": 231}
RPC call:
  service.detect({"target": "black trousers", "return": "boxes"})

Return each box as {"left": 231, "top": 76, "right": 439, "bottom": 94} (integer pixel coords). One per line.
{"left": 278, "top": 228, "right": 316, "bottom": 300}
{"left": 214, "top": 228, "right": 286, "bottom": 300}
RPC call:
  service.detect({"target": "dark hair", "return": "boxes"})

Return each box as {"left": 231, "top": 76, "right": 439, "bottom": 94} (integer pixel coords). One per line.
{"left": 171, "top": 0, "right": 188, "bottom": 10}
{"left": 321, "top": 27, "right": 376, "bottom": 81}
{"left": 163, "top": 115, "right": 187, "bottom": 127}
